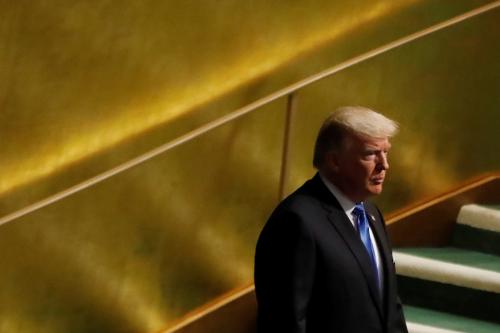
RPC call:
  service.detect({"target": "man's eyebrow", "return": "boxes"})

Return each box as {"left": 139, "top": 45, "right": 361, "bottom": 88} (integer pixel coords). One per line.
{"left": 363, "top": 146, "right": 381, "bottom": 150}
{"left": 363, "top": 144, "right": 391, "bottom": 151}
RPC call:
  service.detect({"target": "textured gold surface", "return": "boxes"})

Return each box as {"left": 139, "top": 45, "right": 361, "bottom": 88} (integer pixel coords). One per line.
{"left": 0, "top": 1, "right": 499, "bottom": 332}
{"left": 0, "top": 0, "right": 419, "bottom": 198}
{"left": 0, "top": 104, "right": 285, "bottom": 333}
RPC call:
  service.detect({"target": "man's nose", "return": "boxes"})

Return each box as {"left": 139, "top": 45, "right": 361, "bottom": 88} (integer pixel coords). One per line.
{"left": 378, "top": 153, "right": 389, "bottom": 170}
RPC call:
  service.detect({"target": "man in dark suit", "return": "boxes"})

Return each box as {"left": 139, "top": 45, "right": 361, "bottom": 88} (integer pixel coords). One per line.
{"left": 254, "top": 106, "right": 407, "bottom": 333}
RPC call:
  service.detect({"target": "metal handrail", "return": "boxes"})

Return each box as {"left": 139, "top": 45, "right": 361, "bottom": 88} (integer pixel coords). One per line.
{"left": 0, "top": 0, "right": 499, "bottom": 227}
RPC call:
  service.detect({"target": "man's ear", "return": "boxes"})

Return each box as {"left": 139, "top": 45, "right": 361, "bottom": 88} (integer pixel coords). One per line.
{"left": 325, "top": 151, "right": 340, "bottom": 172}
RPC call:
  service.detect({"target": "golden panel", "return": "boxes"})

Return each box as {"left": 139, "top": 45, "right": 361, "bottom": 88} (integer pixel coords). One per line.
{"left": 0, "top": 102, "right": 284, "bottom": 333}
{"left": 0, "top": 1, "right": 499, "bottom": 332}
{"left": 0, "top": 0, "right": 487, "bottom": 209}
{"left": 0, "top": 0, "right": 417, "bottom": 197}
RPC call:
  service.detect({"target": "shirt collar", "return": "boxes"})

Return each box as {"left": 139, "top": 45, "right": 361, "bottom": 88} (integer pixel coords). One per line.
{"left": 319, "top": 172, "right": 357, "bottom": 217}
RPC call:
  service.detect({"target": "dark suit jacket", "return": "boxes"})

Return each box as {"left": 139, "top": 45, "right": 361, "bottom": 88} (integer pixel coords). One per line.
{"left": 254, "top": 173, "right": 407, "bottom": 333}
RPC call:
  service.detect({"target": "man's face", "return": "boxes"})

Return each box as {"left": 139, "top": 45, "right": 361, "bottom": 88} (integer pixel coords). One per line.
{"left": 328, "top": 132, "right": 391, "bottom": 203}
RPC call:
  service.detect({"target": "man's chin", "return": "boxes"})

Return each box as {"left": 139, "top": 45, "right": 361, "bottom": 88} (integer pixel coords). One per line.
{"left": 368, "top": 185, "right": 384, "bottom": 195}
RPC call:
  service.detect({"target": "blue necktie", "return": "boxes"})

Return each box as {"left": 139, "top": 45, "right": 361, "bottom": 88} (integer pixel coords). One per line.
{"left": 353, "top": 203, "right": 380, "bottom": 290}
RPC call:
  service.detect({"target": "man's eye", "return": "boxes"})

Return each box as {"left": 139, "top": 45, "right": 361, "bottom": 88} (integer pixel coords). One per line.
{"left": 362, "top": 151, "right": 376, "bottom": 160}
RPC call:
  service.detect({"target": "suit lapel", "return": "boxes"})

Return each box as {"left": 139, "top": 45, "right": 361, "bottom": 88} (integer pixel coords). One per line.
{"left": 365, "top": 204, "right": 395, "bottom": 322}
{"left": 365, "top": 205, "right": 391, "bottom": 282}
{"left": 304, "top": 174, "right": 385, "bottom": 321}
{"left": 325, "top": 206, "right": 384, "bottom": 321}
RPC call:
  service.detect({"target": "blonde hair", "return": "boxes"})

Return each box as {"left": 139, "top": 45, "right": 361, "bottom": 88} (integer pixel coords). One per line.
{"left": 313, "top": 106, "right": 398, "bottom": 168}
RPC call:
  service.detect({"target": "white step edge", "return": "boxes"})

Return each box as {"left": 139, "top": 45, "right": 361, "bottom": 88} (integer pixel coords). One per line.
{"left": 457, "top": 204, "right": 500, "bottom": 233}
{"left": 407, "top": 322, "right": 466, "bottom": 333}
{"left": 393, "top": 252, "right": 500, "bottom": 293}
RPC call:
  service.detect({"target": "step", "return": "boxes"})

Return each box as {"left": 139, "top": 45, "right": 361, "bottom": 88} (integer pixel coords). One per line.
{"left": 394, "top": 247, "right": 500, "bottom": 323}
{"left": 452, "top": 205, "right": 500, "bottom": 256}
{"left": 457, "top": 204, "right": 500, "bottom": 232}
{"left": 405, "top": 305, "right": 500, "bottom": 333}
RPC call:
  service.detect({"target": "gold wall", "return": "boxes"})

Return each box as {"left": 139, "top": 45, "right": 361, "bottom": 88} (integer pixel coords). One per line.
{"left": 0, "top": 1, "right": 499, "bottom": 332}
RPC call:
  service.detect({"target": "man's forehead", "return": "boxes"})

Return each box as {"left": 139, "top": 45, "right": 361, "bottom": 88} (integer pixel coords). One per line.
{"left": 362, "top": 139, "right": 391, "bottom": 149}
{"left": 351, "top": 133, "right": 391, "bottom": 148}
